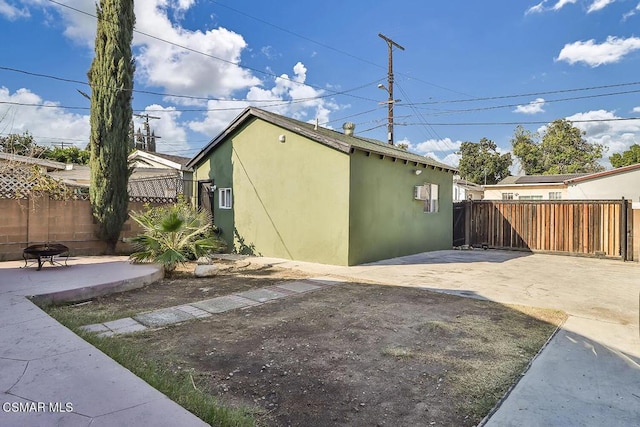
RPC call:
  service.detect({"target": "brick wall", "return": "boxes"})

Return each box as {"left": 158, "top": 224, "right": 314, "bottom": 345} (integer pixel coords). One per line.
{"left": 0, "top": 197, "right": 162, "bottom": 261}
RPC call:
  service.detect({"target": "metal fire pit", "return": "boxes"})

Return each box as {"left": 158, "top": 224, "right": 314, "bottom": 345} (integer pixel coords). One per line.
{"left": 22, "top": 243, "right": 70, "bottom": 271}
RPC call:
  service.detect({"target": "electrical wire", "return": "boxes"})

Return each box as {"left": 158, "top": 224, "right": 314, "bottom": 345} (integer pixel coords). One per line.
{"left": 45, "top": 0, "right": 379, "bottom": 103}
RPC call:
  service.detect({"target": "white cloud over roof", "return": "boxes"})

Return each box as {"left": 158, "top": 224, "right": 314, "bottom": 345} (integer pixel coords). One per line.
{"left": 556, "top": 36, "right": 640, "bottom": 67}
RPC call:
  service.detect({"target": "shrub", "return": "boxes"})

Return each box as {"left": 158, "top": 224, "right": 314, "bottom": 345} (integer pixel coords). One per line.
{"left": 128, "top": 198, "right": 224, "bottom": 273}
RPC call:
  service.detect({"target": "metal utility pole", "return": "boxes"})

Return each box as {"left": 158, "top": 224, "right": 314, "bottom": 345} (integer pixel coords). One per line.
{"left": 133, "top": 113, "right": 161, "bottom": 152}
{"left": 378, "top": 33, "right": 404, "bottom": 145}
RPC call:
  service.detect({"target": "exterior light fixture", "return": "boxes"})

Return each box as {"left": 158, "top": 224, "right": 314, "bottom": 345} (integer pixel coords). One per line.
{"left": 279, "top": 135, "right": 286, "bottom": 143}
{"left": 414, "top": 169, "right": 422, "bottom": 175}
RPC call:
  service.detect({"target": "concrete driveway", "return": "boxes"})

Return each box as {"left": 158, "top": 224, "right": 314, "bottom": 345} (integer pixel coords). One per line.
{"left": 249, "top": 250, "right": 640, "bottom": 426}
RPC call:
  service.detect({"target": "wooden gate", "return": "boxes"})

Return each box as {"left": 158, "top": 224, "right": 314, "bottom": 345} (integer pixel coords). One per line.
{"left": 457, "top": 200, "right": 633, "bottom": 260}
{"left": 453, "top": 202, "right": 467, "bottom": 247}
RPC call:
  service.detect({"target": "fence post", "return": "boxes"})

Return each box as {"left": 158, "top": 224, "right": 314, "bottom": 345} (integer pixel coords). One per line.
{"left": 621, "top": 198, "right": 628, "bottom": 261}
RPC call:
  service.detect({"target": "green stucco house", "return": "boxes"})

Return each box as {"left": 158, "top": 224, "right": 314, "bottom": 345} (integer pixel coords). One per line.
{"left": 186, "top": 107, "right": 456, "bottom": 266}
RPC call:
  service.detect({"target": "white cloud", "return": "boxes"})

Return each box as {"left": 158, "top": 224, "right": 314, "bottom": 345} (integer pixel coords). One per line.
{"left": 135, "top": 105, "right": 189, "bottom": 155}
{"left": 0, "top": 0, "right": 30, "bottom": 20}
{"left": 0, "top": 87, "right": 90, "bottom": 147}
{"left": 423, "top": 151, "right": 461, "bottom": 167}
{"left": 552, "top": 0, "right": 578, "bottom": 11}
{"left": 556, "top": 36, "right": 640, "bottom": 67}
{"left": 525, "top": 1, "right": 548, "bottom": 15}
{"left": 401, "top": 137, "right": 462, "bottom": 154}
{"left": 623, "top": 3, "right": 640, "bottom": 20}
{"left": 188, "top": 62, "right": 340, "bottom": 137}
{"left": 514, "top": 98, "right": 546, "bottom": 114}
{"left": 134, "top": 1, "right": 261, "bottom": 101}
{"left": 587, "top": 0, "right": 615, "bottom": 13}
{"left": 633, "top": 106, "right": 640, "bottom": 113}
{"left": 565, "top": 109, "right": 640, "bottom": 156}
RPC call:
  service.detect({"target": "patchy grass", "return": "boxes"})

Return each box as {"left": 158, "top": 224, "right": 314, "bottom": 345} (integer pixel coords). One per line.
{"left": 44, "top": 266, "right": 566, "bottom": 427}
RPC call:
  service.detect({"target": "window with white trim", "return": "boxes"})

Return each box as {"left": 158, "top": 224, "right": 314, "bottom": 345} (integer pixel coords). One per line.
{"left": 415, "top": 183, "right": 439, "bottom": 213}
{"left": 549, "top": 191, "right": 562, "bottom": 200}
{"left": 219, "top": 188, "right": 232, "bottom": 209}
{"left": 502, "top": 192, "right": 514, "bottom": 200}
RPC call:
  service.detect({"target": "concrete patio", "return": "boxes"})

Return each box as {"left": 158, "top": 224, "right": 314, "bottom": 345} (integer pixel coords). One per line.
{"left": 0, "top": 257, "right": 208, "bottom": 426}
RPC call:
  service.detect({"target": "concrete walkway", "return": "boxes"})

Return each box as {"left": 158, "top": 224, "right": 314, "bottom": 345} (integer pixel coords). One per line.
{"left": 248, "top": 250, "right": 640, "bottom": 426}
{"left": 0, "top": 257, "right": 208, "bottom": 426}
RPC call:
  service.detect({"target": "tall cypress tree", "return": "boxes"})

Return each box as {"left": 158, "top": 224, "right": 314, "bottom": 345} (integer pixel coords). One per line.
{"left": 88, "top": 0, "right": 135, "bottom": 254}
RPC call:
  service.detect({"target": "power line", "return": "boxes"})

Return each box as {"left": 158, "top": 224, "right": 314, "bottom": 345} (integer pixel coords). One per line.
{"left": 0, "top": 65, "right": 383, "bottom": 106}
{"left": 400, "top": 117, "right": 640, "bottom": 126}
{"left": 45, "top": 0, "right": 378, "bottom": 104}
{"left": 413, "top": 81, "right": 640, "bottom": 105}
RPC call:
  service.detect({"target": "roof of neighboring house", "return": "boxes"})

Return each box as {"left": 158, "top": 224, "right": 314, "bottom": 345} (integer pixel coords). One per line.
{"left": 494, "top": 173, "right": 588, "bottom": 186}
{"left": 0, "top": 152, "right": 68, "bottom": 171}
{"left": 187, "top": 107, "right": 458, "bottom": 173}
{"left": 564, "top": 163, "right": 640, "bottom": 184}
{"left": 453, "top": 178, "right": 484, "bottom": 191}
{"left": 128, "top": 150, "right": 192, "bottom": 171}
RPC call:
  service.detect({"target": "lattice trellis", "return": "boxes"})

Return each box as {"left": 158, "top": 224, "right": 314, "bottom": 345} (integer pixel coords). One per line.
{"left": 0, "top": 168, "right": 34, "bottom": 199}
{"left": 1, "top": 170, "right": 183, "bottom": 203}
{"left": 128, "top": 174, "right": 183, "bottom": 199}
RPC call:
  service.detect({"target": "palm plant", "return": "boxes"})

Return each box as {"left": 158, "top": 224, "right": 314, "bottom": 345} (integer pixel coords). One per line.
{"left": 128, "top": 200, "right": 223, "bottom": 274}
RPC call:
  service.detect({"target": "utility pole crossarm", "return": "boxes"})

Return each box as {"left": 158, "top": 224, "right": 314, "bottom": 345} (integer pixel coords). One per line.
{"left": 378, "top": 33, "right": 404, "bottom": 146}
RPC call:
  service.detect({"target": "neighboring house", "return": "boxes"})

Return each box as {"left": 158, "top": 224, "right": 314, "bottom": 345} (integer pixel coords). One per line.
{"left": 1, "top": 150, "right": 192, "bottom": 200}
{"left": 484, "top": 164, "right": 640, "bottom": 201}
{"left": 453, "top": 176, "right": 484, "bottom": 201}
{"left": 187, "top": 107, "right": 457, "bottom": 266}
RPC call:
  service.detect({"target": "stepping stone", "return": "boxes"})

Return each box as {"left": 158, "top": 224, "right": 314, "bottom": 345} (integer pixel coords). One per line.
{"left": 307, "top": 276, "right": 344, "bottom": 286}
{"left": 275, "top": 281, "right": 321, "bottom": 293}
{"left": 175, "top": 304, "right": 211, "bottom": 319}
{"left": 236, "top": 288, "right": 288, "bottom": 303}
{"left": 102, "top": 317, "right": 147, "bottom": 334}
{"left": 80, "top": 323, "right": 110, "bottom": 334}
{"left": 134, "top": 307, "right": 195, "bottom": 328}
{"left": 192, "top": 295, "right": 256, "bottom": 314}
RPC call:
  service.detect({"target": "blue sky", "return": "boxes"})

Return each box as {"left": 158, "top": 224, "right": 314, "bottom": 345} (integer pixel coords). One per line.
{"left": 1, "top": 0, "right": 639, "bottom": 170}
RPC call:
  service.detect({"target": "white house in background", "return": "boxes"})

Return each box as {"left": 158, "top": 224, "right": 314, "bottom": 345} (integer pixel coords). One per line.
{"left": 453, "top": 176, "right": 484, "bottom": 201}
{"left": 565, "top": 163, "right": 640, "bottom": 202}
{"left": 483, "top": 164, "right": 640, "bottom": 201}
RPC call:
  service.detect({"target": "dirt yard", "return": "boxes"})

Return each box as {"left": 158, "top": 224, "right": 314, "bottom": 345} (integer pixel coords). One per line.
{"left": 58, "top": 261, "right": 565, "bottom": 426}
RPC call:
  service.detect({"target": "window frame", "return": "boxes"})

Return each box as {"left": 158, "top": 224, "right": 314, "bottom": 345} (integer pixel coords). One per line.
{"left": 218, "top": 188, "right": 232, "bottom": 209}
{"left": 548, "top": 191, "right": 562, "bottom": 200}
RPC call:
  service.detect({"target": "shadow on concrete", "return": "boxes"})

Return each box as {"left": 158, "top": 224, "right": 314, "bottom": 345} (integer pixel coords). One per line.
{"left": 363, "top": 249, "right": 532, "bottom": 266}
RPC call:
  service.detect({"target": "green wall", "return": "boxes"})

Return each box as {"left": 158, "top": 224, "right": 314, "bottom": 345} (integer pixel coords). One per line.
{"left": 228, "top": 119, "right": 352, "bottom": 265}
{"left": 192, "top": 138, "right": 235, "bottom": 248}
{"left": 348, "top": 150, "right": 453, "bottom": 265}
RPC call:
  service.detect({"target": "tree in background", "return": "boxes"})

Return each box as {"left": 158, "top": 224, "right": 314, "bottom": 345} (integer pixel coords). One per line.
{"left": 457, "top": 138, "right": 512, "bottom": 185}
{"left": 43, "top": 146, "right": 91, "bottom": 165}
{"left": 88, "top": 0, "right": 135, "bottom": 254}
{"left": 610, "top": 144, "right": 640, "bottom": 168}
{"left": 512, "top": 120, "right": 604, "bottom": 175}
{"left": 0, "top": 132, "right": 45, "bottom": 157}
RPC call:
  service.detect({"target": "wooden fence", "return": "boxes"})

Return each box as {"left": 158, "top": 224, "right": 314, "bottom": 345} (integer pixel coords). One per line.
{"left": 455, "top": 200, "right": 633, "bottom": 260}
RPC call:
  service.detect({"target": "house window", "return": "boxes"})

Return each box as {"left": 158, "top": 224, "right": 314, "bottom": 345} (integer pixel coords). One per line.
{"left": 219, "top": 188, "right": 232, "bottom": 209}
{"left": 549, "top": 192, "right": 562, "bottom": 200}
{"left": 415, "top": 183, "right": 439, "bottom": 213}
{"left": 502, "top": 193, "right": 514, "bottom": 200}
{"left": 519, "top": 195, "right": 543, "bottom": 200}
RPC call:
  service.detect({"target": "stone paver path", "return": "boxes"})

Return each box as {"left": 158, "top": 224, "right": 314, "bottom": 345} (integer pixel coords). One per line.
{"left": 80, "top": 276, "right": 343, "bottom": 336}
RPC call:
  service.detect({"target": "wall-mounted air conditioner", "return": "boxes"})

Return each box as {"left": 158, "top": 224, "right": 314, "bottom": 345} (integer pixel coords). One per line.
{"left": 414, "top": 185, "right": 428, "bottom": 200}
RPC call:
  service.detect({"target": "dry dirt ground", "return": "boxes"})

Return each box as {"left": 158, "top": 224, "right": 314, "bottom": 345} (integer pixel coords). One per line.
{"left": 61, "top": 261, "right": 565, "bottom": 427}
